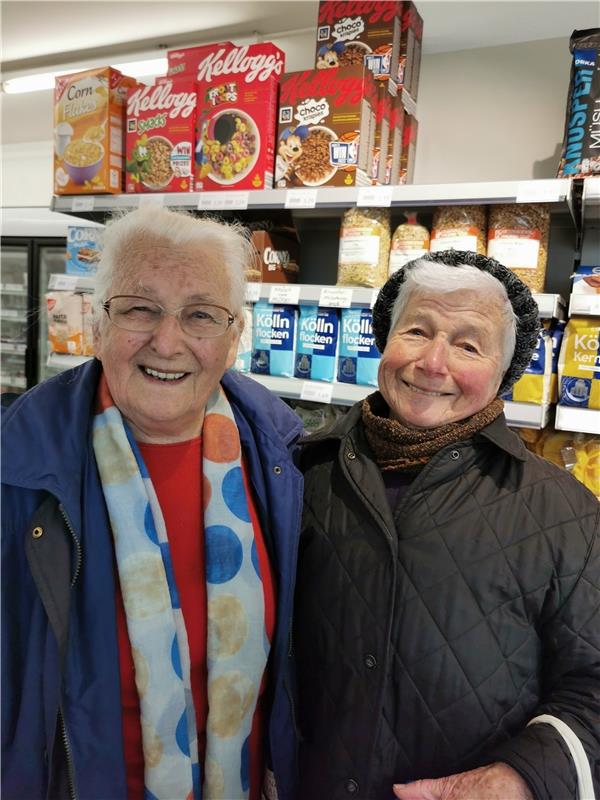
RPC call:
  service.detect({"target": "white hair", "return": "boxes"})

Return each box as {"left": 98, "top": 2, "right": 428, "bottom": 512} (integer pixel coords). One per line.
{"left": 93, "top": 206, "right": 251, "bottom": 328}
{"left": 389, "top": 259, "right": 518, "bottom": 371}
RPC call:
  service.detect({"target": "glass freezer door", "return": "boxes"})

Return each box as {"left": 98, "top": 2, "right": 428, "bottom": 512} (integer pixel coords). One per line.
{"left": 1, "top": 245, "right": 29, "bottom": 393}
{"left": 37, "top": 244, "right": 68, "bottom": 383}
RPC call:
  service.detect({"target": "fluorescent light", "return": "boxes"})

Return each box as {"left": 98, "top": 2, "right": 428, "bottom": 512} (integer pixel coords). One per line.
{"left": 1, "top": 56, "right": 168, "bottom": 94}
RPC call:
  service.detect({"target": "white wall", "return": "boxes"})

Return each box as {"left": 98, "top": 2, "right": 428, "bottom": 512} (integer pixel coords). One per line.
{"left": 1, "top": 33, "right": 572, "bottom": 206}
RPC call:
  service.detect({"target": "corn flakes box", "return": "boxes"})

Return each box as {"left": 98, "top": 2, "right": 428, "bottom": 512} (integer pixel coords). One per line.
{"left": 54, "top": 67, "right": 136, "bottom": 195}
{"left": 126, "top": 78, "right": 198, "bottom": 193}
{"left": 558, "top": 316, "right": 600, "bottom": 409}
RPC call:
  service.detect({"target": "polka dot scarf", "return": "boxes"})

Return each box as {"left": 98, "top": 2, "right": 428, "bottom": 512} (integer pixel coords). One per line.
{"left": 93, "top": 374, "right": 268, "bottom": 800}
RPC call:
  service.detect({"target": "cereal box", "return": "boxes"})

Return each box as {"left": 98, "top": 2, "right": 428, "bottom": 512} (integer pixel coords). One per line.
{"left": 167, "top": 42, "right": 285, "bottom": 85}
{"left": 571, "top": 265, "right": 600, "bottom": 295}
{"left": 315, "top": 1, "right": 401, "bottom": 91}
{"left": 371, "top": 82, "right": 392, "bottom": 184}
{"left": 399, "top": 110, "right": 418, "bottom": 184}
{"left": 248, "top": 230, "right": 300, "bottom": 283}
{"left": 46, "top": 292, "right": 83, "bottom": 355}
{"left": 558, "top": 316, "right": 600, "bottom": 409}
{"left": 54, "top": 67, "right": 136, "bottom": 195}
{"left": 66, "top": 225, "right": 103, "bottom": 275}
{"left": 251, "top": 302, "right": 297, "bottom": 377}
{"left": 276, "top": 66, "right": 377, "bottom": 189}
{"left": 125, "top": 78, "right": 197, "bottom": 193}
{"left": 386, "top": 92, "right": 404, "bottom": 185}
{"left": 397, "top": 1, "right": 423, "bottom": 102}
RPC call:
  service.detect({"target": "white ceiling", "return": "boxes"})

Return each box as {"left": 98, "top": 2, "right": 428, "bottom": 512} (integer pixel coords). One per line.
{"left": 2, "top": 0, "right": 599, "bottom": 76}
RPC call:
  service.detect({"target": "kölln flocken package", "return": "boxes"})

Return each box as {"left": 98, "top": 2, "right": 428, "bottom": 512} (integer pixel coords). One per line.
{"left": 558, "top": 316, "right": 600, "bottom": 409}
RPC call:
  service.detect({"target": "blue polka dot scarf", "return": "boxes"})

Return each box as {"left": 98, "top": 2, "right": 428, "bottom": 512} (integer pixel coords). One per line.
{"left": 93, "top": 375, "right": 269, "bottom": 800}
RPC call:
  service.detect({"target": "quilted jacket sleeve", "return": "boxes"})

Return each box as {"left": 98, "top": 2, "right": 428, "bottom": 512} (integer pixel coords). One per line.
{"left": 485, "top": 496, "right": 600, "bottom": 800}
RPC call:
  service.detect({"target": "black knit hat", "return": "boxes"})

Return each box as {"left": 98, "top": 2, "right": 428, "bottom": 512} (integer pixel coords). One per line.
{"left": 372, "top": 250, "right": 541, "bottom": 395}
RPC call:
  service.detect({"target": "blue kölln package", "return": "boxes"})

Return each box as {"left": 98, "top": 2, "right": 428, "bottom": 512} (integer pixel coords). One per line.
{"left": 337, "top": 307, "right": 380, "bottom": 387}
{"left": 66, "top": 226, "right": 103, "bottom": 275}
{"left": 251, "top": 301, "right": 297, "bottom": 377}
{"left": 294, "top": 306, "right": 339, "bottom": 382}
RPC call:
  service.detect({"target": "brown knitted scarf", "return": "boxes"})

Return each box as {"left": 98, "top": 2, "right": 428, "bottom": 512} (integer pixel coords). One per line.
{"left": 362, "top": 392, "right": 504, "bottom": 472}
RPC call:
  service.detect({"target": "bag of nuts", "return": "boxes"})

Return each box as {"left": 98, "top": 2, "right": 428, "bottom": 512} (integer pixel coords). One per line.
{"left": 337, "top": 207, "right": 391, "bottom": 288}
{"left": 487, "top": 203, "right": 550, "bottom": 292}
{"left": 430, "top": 205, "right": 487, "bottom": 255}
{"left": 388, "top": 211, "right": 430, "bottom": 275}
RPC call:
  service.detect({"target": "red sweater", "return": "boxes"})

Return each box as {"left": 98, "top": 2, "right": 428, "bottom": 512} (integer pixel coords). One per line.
{"left": 115, "top": 437, "right": 275, "bottom": 799}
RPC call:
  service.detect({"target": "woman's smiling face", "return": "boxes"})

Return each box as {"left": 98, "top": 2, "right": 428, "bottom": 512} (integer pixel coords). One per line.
{"left": 377, "top": 289, "right": 506, "bottom": 429}
{"left": 94, "top": 238, "right": 240, "bottom": 444}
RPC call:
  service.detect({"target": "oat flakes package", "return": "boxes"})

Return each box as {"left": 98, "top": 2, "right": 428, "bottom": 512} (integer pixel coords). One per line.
{"left": 430, "top": 205, "right": 487, "bottom": 255}
{"left": 487, "top": 204, "right": 550, "bottom": 292}
{"left": 337, "top": 207, "right": 391, "bottom": 288}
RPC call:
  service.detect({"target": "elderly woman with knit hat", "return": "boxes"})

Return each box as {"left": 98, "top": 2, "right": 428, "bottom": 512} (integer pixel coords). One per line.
{"left": 293, "top": 251, "right": 599, "bottom": 800}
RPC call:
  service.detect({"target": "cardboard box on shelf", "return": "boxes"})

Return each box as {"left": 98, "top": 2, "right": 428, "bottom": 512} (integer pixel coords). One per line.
{"left": 386, "top": 92, "right": 404, "bottom": 185}
{"left": 125, "top": 78, "right": 198, "bottom": 193}
{"left": 314, "top": 1, "right": 401, "bottom": 92}
{"left": 371, "top": 83, "right": 393, "bottom": 184}
{"left": 248, "top": 230, "right": 300, "bottom": 283}
{"left": 54, "top": 67, "right": 136, "bottom": 195}
{"left": 66, "top": 226, "right": 103, "bottom": 275}
{"left": 167, "top": 41, "right": 285, "bottom": 85}
{"left": 275, "top": 66, "right": 377, "bottom": 189}
{"left": 397, "top": 1, "right": 423, "bottom": 102}
{"left": 399, "top": 111, "right": 418, "bottom": 184}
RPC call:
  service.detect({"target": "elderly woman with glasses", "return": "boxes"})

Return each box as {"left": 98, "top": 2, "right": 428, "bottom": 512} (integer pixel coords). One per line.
{"left": 1, "top": 207, "right": 303, "bottom": 800}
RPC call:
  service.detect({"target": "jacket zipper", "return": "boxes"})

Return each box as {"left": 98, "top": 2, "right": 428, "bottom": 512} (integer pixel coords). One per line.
{"left": 58, "top": 504, "right": 82, "bottom": 586}
{"left": 58, "top": 707, "right": 77, "bottom": 800}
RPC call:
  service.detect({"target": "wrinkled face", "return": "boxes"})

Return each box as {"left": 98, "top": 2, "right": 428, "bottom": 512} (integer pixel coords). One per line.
{"left": 378, "top": 290, "right": 506, "bottom": 429}
{"left": 94, "top": 237, "right": 240, "bottom": 443}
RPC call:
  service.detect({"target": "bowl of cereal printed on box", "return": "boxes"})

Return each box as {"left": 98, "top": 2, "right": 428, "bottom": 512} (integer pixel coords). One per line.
{"left": 63, "top": 140, "right": 104, "bottom": 185}
{"left": 199, "top": 109, "right": 260, "bottom": 185}
{"left": 140, "top": 136, "right": 174, "bottom": 190}
{"left": 294, "top": 125, "right": 337, "bottom": 187}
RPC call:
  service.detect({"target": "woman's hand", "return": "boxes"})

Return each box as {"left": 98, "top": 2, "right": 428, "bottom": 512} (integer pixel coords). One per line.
{"left": 393, "top": 763, "right": 534, "bottom": 800}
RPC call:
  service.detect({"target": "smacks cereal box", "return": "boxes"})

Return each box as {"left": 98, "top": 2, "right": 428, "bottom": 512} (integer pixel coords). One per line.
{"left": 315, "top": 1, "right": 401, "bottom": 91}
{"left": 125, "top": 78, "right": 197, "bottom": 193}
{"left": 276, "top": 66, "right": 377, "bottom": 189}
{"left": 54, "top": 67, "right": 136, "bottom": 195}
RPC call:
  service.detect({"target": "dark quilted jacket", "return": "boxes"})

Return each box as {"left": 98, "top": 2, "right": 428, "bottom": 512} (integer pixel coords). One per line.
{"left": 294, "top": 401, "right": 600, "bottom": 800}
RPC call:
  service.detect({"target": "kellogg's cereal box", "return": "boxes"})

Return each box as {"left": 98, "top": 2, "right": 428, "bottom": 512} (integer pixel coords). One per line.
{"left": 371, "top": 82, "right": 393, "bottom": 184}
{"left": 276, "top": 66, "right": 377, "bottom": 189}
{"left": 397, "top": 1, "right": 423, "bottom": 102}
{"left": 399, "top": 110, "right": 418, "bottom": 184}
{"left": 126, "top": 78, "right": 197, "bottom": 193}
{"left": 315, "top": 1, "right": 401, "bottom": 91}
{"left": 54, "top": 67, "right": 136, "bottom": 195}
{"left": 167, "top": 41, "right": 285, "bottom": 85}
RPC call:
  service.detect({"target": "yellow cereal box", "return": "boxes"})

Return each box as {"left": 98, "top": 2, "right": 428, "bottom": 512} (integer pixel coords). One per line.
{"left": 46, "top": 292, "right": 83, "bottom": 355}
{"left": 54, "top": 67, "right": 136, "bottom": 195}
{"left": 558, "top": 316, "right": 600, "bottom": 410}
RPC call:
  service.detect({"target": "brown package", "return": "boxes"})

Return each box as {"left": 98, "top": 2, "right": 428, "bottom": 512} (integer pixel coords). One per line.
{"left": 399, "top": 111, "right": 418, "bottom": 184}
{"left": 397, "top": 1, "right": 423, "bottom": 102}
{"left": 248, "top": 231, "right": 300, "bottom": 283}
{"left": 276, "top": 66, "right": 377, "bottom": 188}
{"left": 371, "top": 83, "right": 393, "bottom": 184}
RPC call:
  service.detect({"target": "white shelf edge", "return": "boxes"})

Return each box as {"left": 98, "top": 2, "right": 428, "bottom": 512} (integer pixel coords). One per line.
{"left": 245, "top": 283, "right": 376, "bottom": 307}
{"left": 0, "top": 343, "right": 27, "bottom": 354}
{"left": 51, "top": 179, "right": 572, "bottom": 214}
{"left": 235, "top": 373, "right": 372, "bottom": 407}
{"left": 533, "top": 293, "right": 565, "bottom": 319}
{"left": 48, "top": 274, "right": 96, "bottom": 292}
{"left": 555, "top": 405, "right": 600, "bottom": 435}
{"left": 47, "top": 353, "right": 94, "bottom": 368}
{"left": 568, "top": 295, "right": 600, "bottom": 317}
{"left": 583, "top": 176, "right": 600, "bottom": 207}
{"left": 504, "top": 401, "right": 550, "bottom": 429}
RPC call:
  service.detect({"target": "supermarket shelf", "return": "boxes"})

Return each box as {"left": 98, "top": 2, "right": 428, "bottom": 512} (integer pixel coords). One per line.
{"left": 504, "top": 401, "right": 550, "bottom": 429}
{"left": 583, "top": 176, "right": 600, "bottom": 208}
{"left": 48, "top": 274, "right": 96, "bottom": 292}
{"left": 47, "top": 353, "right": 94, "bottom": 369}
{"left": 0, "top": 374, "right": 26, "bottom": 389}
{"left": 532, "top": 294, "right": 565, "bottom": 319}
{"left": 248, "top": 373, "right": 371, "bottom": 406}
{"left": 555, "top": 405, "right": 600, "bottom": 435}
{"left": 245, "top": 283, "right": 377, "bottom": 307}
{"left": 569, "top": 294, "right": 600, "bottom": 317}
{"left": 0, "top": 342, "right": 27, "bottom": 354}
{"left": 51, "top": 179, "right": 573, "bottom": 215}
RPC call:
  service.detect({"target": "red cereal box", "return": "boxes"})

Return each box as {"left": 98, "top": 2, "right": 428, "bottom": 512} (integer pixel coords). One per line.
{"left": 386, "top": 93, "right": 404, "bottom": 185}
{"left": 167, "top": 41, "right": 285, "bottom": 85}
{"left": 397, "top": 1, "right": 423, "bottom": 102}
{"left": 315, "top": 1, "right": 401, "bottom": 91}
{"left": 125, "top": 78, "right": 198, "bottom": 193}
{"left": 276, "top": 66, "right": 377, "bottom": 189}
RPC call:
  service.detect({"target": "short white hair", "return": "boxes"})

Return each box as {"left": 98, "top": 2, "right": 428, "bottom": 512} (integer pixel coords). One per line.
{"left": 389, "top": 259, "right": 518, "bottom": 372}
{"left": 93, "top": 206, "right": 251, "bottom": 324}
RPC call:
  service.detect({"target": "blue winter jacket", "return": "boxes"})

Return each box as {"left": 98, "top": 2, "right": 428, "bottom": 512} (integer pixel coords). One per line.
{"left": 1, "top": 359, "right": 303, "bottom": 800}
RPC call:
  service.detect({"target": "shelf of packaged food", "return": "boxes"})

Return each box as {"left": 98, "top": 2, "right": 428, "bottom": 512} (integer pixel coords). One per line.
{"left": 0, "top": 374, "right": 26, "bottom": 389}
{"left": 0, "top": 342, "right": 27, "bottom": 354}
{"left": 245, "top": 283, "right": 378, "bottom": 307}
{"left": 248, "top": 374, "right": 372, "bottom": 406}
{"left": 555, "top": 405, "right": 600, "bottom": 435}
{"left": 504, "top": 401, "right": 551, "bottom": 429}
{"left": 569, "top": 294, "right": 600, "bottom": 317}
{"left": 50, "top": 178, "right": 574, "bottom": 216}
{"left": 47, "top": 353, "right": 94, "bottom": 369}
{"left": 48, "top": 274, "right": 96, "bottom": 292}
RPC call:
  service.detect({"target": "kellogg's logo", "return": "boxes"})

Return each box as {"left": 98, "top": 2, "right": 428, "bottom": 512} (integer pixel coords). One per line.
{"left": 127, "top": 82, "right": 197, "bottom": 119}
{"left": 196, "top": 45, "right": 284, "bottom": 83}
{"left": 318, "top": 2, "right": 397, "bottom": 26}
{"left": 281, "top": 70, "right": 365, "bottom": 107}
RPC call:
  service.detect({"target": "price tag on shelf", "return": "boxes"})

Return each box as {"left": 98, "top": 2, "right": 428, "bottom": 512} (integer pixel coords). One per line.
{"left": 138, "top": 194, "right": 165, "bottom": 207}
{"left": 71, "top": 197, "right": 95, "bottom": 212}
{"left": 319, "top": 287, "right": 353, "bottom": 308}
{"left": 300, "top": 381, "right": 334, "bottom": 404}
{"left": 515, "top": 180, "right": 563, "bottom": 204}
{"left": 357, "top": 186, "right": 393, "bottom": 207}
{"left": 284, "top": 189, "right": 318, "bottom": 209}
{"left": 49, "top": 274, "right": 78, "bottom": 290}
{"left": 4, "top": 283, "right": 25, "bottom": 292}
{"left": 268, "top": 285, "right": 301, "bottom": 305}
{"left": 198, "top": 192, "right": 249, "bottom": 211}
{"left": 245, "top": 283, "right": 261, "bottom": 303}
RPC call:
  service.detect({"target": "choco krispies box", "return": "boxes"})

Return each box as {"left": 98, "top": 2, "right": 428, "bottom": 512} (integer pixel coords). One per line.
{"left": 125, "top": 78, "right": 198, "bottom": 193}
{"left": 314, "top": 1, "right": 401, "bottom": 92}
{"left": 275, "top": 66, "right": 377, "bottom": 189}
{"left": 167, "top": 42, "right": 285, "bottom": 191}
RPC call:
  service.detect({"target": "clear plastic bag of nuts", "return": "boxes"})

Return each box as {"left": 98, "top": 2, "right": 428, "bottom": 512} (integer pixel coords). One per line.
{"left": 487, "top": 204, "right": 550, "bottom": 292}
{"left": 337, "top": 207, "right": 391, "bottom": 288}
{"left": 430, "top": 205, "right": 487, "bottom": 255}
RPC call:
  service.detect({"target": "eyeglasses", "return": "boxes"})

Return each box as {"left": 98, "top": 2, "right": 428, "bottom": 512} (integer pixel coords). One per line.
{"left": 103, "top": 295, "right": 236, "bottom": 339}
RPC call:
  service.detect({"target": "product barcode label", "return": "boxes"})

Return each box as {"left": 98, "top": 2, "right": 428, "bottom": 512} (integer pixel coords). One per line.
{"left": 245, "top": 283, "right": 261, "bottom": 303}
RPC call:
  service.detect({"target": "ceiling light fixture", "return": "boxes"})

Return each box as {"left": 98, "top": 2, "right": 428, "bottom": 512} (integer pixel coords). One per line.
{"left": 2, "top": 56, "right": 168, "bottom": 94}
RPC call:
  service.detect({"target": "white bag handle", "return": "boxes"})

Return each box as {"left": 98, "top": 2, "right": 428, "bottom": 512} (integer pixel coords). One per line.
{"left": 527, "top": 714, "right": 596, "bottom": 800}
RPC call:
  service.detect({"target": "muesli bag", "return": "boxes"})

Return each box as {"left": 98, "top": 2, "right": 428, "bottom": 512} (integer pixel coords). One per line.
{"left": 337, "top": 207, "right": 391, "bottom": 287}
